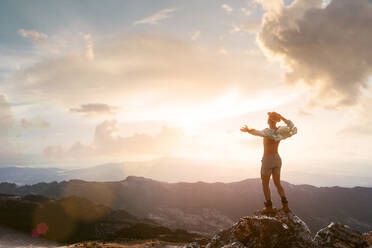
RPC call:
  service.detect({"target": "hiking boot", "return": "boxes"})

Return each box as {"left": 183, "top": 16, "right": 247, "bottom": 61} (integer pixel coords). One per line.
{"left": 280, "top": 202, "right": 291, "bottom": 213}
{"left": 261, "top": 200, "right": 276, "bottom": 215}
{"left": 280, "top": 196, "right": 291, "bottom": 213}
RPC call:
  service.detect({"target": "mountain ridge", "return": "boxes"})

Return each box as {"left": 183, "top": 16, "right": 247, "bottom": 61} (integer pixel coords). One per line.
{"left": 0, "top": 175, "right": 371, "bottom": 235}
{"left": 1, "top": 159, "right": 371, "bottom": 187}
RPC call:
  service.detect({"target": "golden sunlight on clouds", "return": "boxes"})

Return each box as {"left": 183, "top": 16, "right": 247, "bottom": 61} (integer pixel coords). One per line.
{"left": 4, "top": 34, "right": 285, "bottom": 121}
{"left": 258, "top": 0, "right": 372, "bottom": 108}
{"left": 166, "top": 88, "right": 301, "bottom": 134}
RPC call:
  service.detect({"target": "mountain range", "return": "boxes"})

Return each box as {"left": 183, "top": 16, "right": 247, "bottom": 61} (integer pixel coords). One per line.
{"left": 0, "top": 176, "right": 371, "bottom": 236}
{"left": 1, "top": 157, "right": 371, "bottom": 187}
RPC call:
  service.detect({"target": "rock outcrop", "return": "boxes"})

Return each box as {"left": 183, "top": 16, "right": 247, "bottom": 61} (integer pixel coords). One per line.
{"left": 205, "top": 209, "right": 313, "bottom": 248}
{"left": 184, "top": 209, "right": 371, "bottom": 248}
{"left": 363, "top": 231, "right": 372, "bottom": 246}
{"left": 314, "top": 222, "right": 369, "bottom": 248}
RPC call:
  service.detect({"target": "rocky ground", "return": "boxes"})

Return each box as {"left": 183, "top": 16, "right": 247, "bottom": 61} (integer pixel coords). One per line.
{"left": 67, "top": 209, "right": 372, "bottom": 248}
{"left": 184, "top": 209, "right": 372, "bottom": 248}
{"left": 1, "top": 206, "right": 371, "bottom": 248}
{"left": 66, "top": 240, "right": 186, "bottom": 248}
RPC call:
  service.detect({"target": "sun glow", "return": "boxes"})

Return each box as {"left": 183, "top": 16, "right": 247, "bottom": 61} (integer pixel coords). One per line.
{"left": 169, "top": 88, "right": 299, "bottom": 134}
{"left": 115, "top": 87, "right": 302, "bottom": 136}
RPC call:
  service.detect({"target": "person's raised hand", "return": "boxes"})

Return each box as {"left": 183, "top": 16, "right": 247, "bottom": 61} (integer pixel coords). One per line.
{"left": 276, "top": 113, "right": 285, "bottom": 121}
{"left": 240, "top": 125, "right": 250, "bottom": 132}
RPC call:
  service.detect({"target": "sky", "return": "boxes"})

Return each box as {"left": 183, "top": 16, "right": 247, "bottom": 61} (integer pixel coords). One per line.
{"left": 0, "top": 0, "right": 372, "bottom": 181}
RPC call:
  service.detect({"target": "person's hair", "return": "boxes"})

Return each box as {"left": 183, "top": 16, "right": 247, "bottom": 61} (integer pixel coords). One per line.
{"left": 267, "top": 112, "right": 281, "bottom": 123}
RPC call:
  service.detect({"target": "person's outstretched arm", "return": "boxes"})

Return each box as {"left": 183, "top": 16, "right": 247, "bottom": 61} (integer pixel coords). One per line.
{"left": 240, "top": 114, "right": 297, "bottom": 141}
{"left": 240, "top": 125, "right": 265, "bottom": 137}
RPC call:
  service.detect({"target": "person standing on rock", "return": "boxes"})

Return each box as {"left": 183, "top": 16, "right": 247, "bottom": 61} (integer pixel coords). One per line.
{"left": 240, "top": 112, "right": 297, "bottom": 214}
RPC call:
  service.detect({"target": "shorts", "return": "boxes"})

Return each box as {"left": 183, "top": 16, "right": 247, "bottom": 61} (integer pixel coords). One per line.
{"left": 261, "top": 154, "right": 282, "bottom": 177}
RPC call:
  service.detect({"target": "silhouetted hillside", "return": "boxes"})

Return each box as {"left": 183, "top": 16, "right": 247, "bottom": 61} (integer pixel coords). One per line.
{"left": 0, "top": 193, "right": 202, "bottom": 244}
{"left": 0, "top": 176, "right": 371, "bottom": 235}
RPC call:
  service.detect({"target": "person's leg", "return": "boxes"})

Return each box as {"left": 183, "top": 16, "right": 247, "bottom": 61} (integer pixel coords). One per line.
{"left": 272, "top": 172, "right": 285, "bottom": 197}
{"left": 260, "top": 174, "right": 275, "bottom": 213}
{"left": 260, "top": 157, "right": 272, "bottom": 202}
{"left": 272, "top": 167, "right": 290, "bottom": 212}
{"left": 260, "top": 156, "right": 276, "bottom": 214}
{"left": 261, "top": 174, "right": 271, "bottom": 201}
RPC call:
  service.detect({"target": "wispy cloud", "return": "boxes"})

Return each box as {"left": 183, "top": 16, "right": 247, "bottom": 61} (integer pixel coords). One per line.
{"left": 21, "top": 117, "right": 50, "bottom": 129}
{"left": 230, "top": 21, "right": 260, "bottom": 34}
{"left": 0, "top": 95, "right": 14, "bottom": 134}
{"left": 240, "top": 20, "right": 261, "bottom": 34}
{"left": 221, "top": 4, "right": 233, "bottom": 13}
{"left": 82, "top": 34, "right": 94, "bottom": 60}
{"left": 0, "top": 95, "right": 18, "bottom": 160}
{"left": 44, "top": 121, "right": 185, "bottom": 160}
{"left": 134, "top": 8, "right": 176, "bottom": 25}
{"left": 70, "top": 103, "right": 118, "bottom": 116}
{"left": 5, "top": 34, "right": 282, "bottom": 120}
{"left": 230, "top": 25, "right": 241, "bottom": 34}
{"left": 18, "top": 29, "right": 48, "bottom": 46}
{"left": 191, "top": 30, "right": 201, "bottom": 41}
{"left": 254, "top": 0, "right": 282, "bottom": 12}
{"left": 240, "top": 8, "right": 251, "bottom": 16}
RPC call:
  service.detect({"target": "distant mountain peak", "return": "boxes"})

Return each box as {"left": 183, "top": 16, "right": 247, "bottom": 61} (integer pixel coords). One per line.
{"left": 125, "top": 175, "right": 158, "bottom": 183}
{"left": 126, "top": 175, "right": 148, "bottom": 180}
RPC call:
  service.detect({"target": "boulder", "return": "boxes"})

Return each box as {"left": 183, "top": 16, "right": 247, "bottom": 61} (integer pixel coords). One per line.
{"left": 206, "top": 209, "right": 313, "bottom": 248}
{"left": 363, "top": 231, "right": 372, "bottom": 246}
{"left": 313, "top": 222, "right": 369, "bottom": 248}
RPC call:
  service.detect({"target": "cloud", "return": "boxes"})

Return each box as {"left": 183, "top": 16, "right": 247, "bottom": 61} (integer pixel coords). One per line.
{"left": 230, "top": 21, "right": 261, "bottom": 35}
{"left": 43, "top": 120, "right": 185, "bottom": 160}
{"left": 0, "top": 96, "right": 47, "bottom": 163}
{"left": 221, "top": 4, "right": 233, "bottom": 13}
{"left": 258, "top": 0, "right": 372, "bottom": 108}
{"left": 70, "top": 103, "right": 118, "bottom": 116}
{"left": 338, "top": 97, "right": 372, "bottom": 135}
{"left": 218, "top": 47, "right": 228, "bottom": 55}
{"left": 0, "top": 95, "right": 14, "bottom": 134}
{"left": 230, "top": 25, "right": 241, "bottom": 34}
{"left": 3, "top": 34, "right": 281, "bottom": 119}
{"left": 254, "top": 0, "right": 283, "bottom": 12}
{"left": 297, "top": 108, "right": 313, "bottom": 117}
{"left": 18, "top": 29, "right": 95, "bottom": 56}
{"left": 191, "top": 31, "right": 200, "bottom": 41}
{"left": 0, "top": 95, "right": 18, "bottom": 159}
{"left": 240, "top": 21, "right": 261, "bottom": 34}
{"left": 134, "top": 8, "right": 175, "bottom": 25}
{"left": 240, "top": 8, "right": 252, "bottom": 16}
{"left": 21, "top": 117, "right": 50, "bottom": 129}
{"left": 82, "top": 34, "right": 94, "bottom": 60}
{"left": 18, "top": 29, "right": 48, "bottom": 46}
